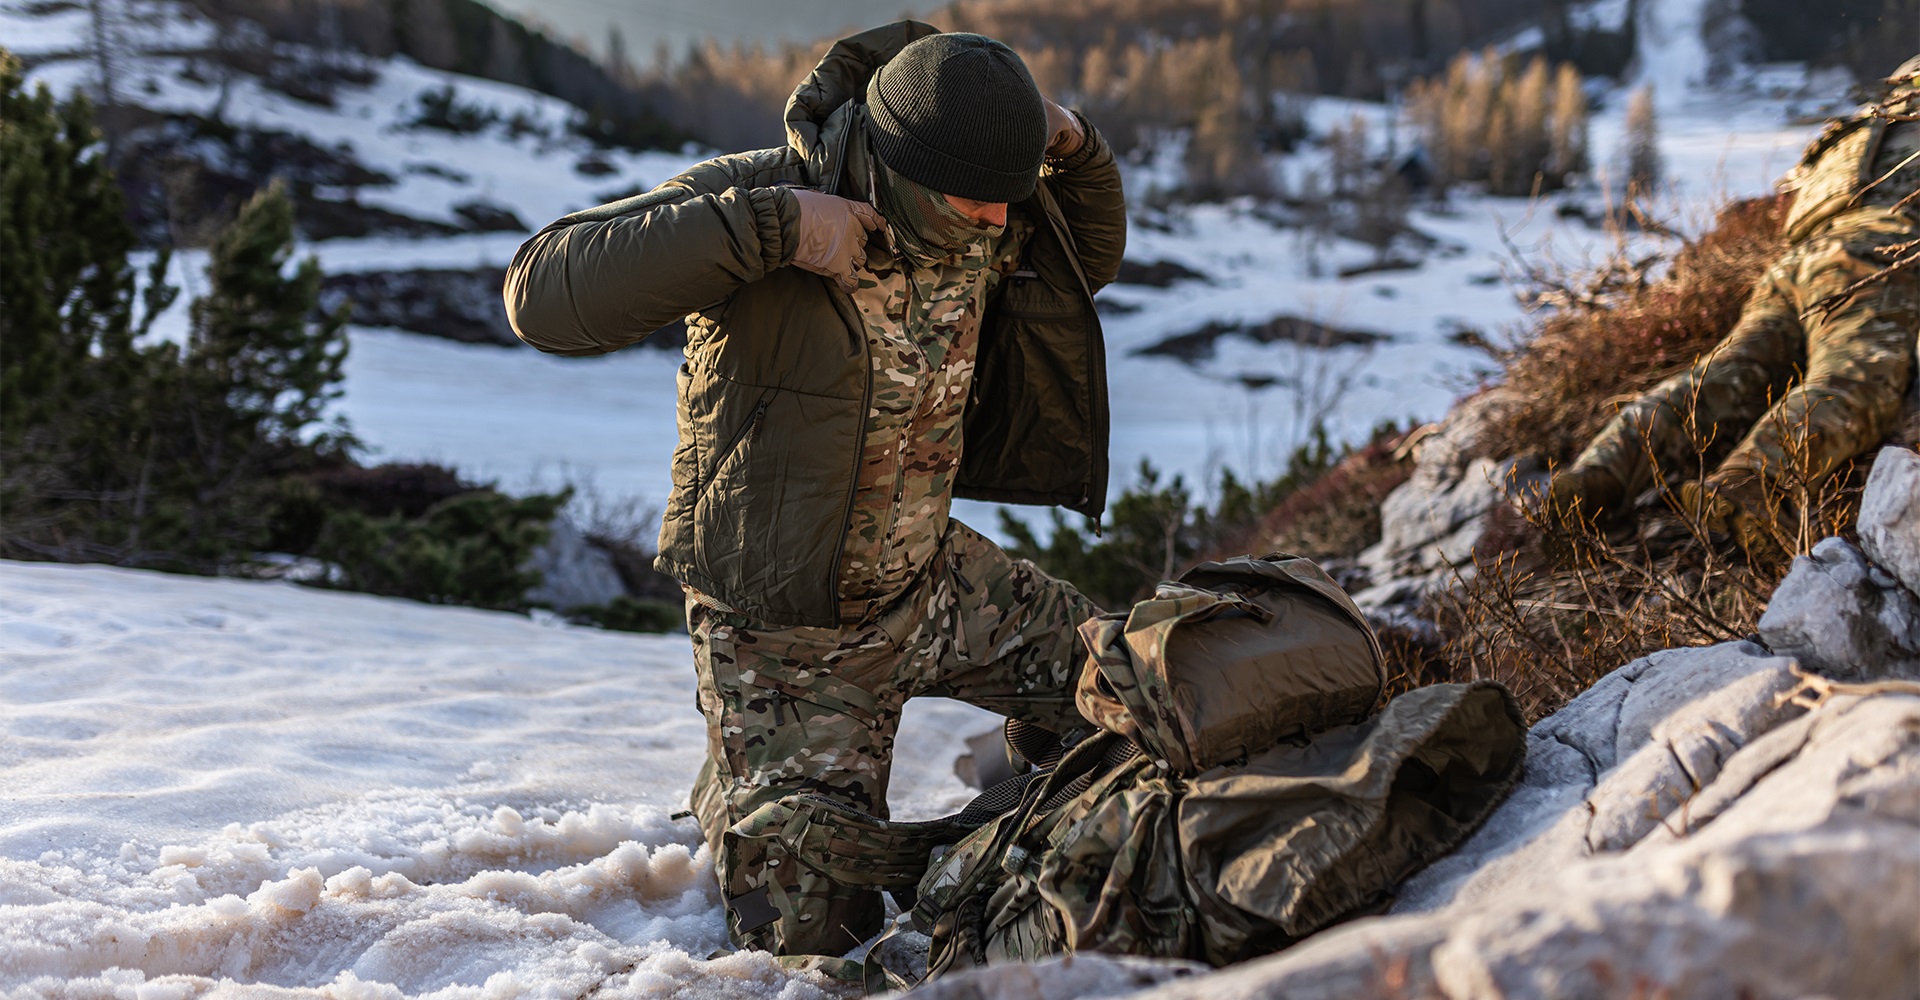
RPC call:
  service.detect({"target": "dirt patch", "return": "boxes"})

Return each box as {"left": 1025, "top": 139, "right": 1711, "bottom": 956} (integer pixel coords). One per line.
{"left": 1114, "top": 258, "right": 1208, "bottom": 287}
{"left": 320, "top": 268, "right": 687, "bottom": 351}
{"left": 1136, "top": 315, "right": 1387, "bottom": 364}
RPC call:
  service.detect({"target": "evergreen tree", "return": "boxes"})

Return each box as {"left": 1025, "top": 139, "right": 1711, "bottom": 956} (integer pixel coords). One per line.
{"left": 0, "top": 50, "right": 176, "bottom": 559}
{"left": 168, "top": 180, "right": 351, "bottom": 560}
{"left": 1507, "top": 56, "right": 1552, "bottom": 194}
{"left": 2, "top": 55, "right": 348, "bottom": 567}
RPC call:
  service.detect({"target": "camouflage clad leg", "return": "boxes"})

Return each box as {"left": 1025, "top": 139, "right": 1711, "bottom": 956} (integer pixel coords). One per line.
{"left": 687, "top": 517, "right": 1098, "bottom": 957}
{"left": 1554, "top": 207, "right": 1919, "bottom": 515}
{"left": 1709, "top": 209, "right": 1919, "bottom": 496}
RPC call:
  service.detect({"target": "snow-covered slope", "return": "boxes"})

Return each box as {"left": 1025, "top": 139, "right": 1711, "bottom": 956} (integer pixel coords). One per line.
{"left": 0, "top": 560, "right": 993, "bottom": 997}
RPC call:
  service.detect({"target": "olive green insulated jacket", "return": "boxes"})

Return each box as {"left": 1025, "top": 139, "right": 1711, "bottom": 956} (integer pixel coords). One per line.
{"left": 502, "top": 21, "right": 1127, "bottom": 627}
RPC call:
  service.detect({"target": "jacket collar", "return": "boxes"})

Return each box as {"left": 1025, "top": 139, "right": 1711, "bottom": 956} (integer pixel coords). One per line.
{"left": 783, "top": 20, "right": 940, "bottom": 193}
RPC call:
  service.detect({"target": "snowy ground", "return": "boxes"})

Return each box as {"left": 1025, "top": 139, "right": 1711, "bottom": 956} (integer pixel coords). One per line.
{"left": 0, "top": 561, "right": 994, "bottom": 997}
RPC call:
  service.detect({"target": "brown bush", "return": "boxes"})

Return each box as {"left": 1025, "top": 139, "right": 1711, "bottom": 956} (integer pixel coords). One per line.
{"left": 1249, "top": 431, "right": 1412, "bottom": 562}
{"left": 1481, "top": 193, "right": 1795, "bottom": 467}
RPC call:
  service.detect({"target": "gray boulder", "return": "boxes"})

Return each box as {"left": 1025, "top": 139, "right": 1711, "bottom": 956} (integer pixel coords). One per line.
{"left": 1758, "top": 447, "right": 1920, "bottom": 681}
{"left": 1758, "top": 536, "right": 1920, "bottom": 681}
{"left": 523, "top": 517, "right": 627, "bottom": 612}
{"left": 1353, "top": 388, "right": 1540, "bottom": 613}
{"left": 1857, "top": 445, "right": 1920, "bottom": 599}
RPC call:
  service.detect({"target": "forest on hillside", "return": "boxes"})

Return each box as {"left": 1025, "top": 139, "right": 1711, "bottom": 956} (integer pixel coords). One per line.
{"left": 78, "top": 0, "right": 1917, "bottom": 170}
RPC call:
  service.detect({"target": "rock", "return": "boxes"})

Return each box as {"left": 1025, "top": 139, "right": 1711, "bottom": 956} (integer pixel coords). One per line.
{"left": 523, "top": 518, "right": 627, "bottom": 612}
{"left": 452, "top": 199, "right": 529, "bottom": 233}
{"left": 1134, "top": 316, "right": 1385, "bottom": 364}
{"left": 907, "top": 953, "right": 1208, "bottom": 1000}
{"left": 1352, "top": 388, "right": 1542, "bottom": 612}
{"left": 1858, "top": 446, "right": 1920, "bottom": 598}
{"left": 1758, "top": 536, "right": 1920, "bottom": 682}
{"left": 318, "top": 268, "right": 518, "bottom": 346}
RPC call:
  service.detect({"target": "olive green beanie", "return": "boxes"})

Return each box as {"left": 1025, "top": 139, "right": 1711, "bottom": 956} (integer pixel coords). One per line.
{"left": 865, "top": 32, "right": 1048, "bottom": 203}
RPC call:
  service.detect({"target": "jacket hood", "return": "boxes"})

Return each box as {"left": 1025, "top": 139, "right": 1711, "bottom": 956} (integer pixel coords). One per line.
{"left": 784, "top": 20, "right": 941, "bottom": 191}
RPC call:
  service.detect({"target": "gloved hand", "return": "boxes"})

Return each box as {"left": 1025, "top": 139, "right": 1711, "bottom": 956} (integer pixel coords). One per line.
{"left": 1043, "top": 97, "right": 1086, "bottom": 160}
{"left": 1677, "top": 478, "right": 1782, "bottom": 561}
{"left": 788, "top": 187, "right": 884, "bottom": 293}
{"left": 1538, "top": 465, "right": 1626, "bottom": 528}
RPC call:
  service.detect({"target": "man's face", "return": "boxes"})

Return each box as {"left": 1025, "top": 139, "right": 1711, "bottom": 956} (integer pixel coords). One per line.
{"left": 942, "top": 193, "right": 1008, "bottom": 228}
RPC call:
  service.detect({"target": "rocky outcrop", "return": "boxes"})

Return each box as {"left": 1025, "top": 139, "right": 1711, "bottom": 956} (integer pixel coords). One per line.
{"left": 1350, "top": 388, "right": 1538, "bottom": 616}
{"left": 916, "top": 446, "right": 1920, "bottom": 1000}
{"left": 523, "top": 517, "right": 628, "bottom": 612}
{"left": 1135, "top": 315, "right": 1387, "bottom": 364}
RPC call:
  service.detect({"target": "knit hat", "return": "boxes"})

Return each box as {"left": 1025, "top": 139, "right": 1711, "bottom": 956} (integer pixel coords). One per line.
{"left": 865, "top": 32, "right": 1048, "bottom": 203}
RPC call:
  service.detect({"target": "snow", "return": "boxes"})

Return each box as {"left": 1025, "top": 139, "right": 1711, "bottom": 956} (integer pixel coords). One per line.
{"left": 0, "top": 560, "right": 996, "bottom": 997}
{"left": 1633, "top": 0, "right": 1714, "bottom": 103}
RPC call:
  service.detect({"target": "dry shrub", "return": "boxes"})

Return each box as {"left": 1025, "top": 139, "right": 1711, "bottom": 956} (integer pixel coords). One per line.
{"left": 1201, "top": 428, "right": 1414, "bottom": 566}
{"left": 1422, "top": 410, "right": 1868, "bottom": 721}
{"left": 1482, "top": 193, "right": 1794, "bottom": 466}
{"left": 1258, "top": 432, "right": 1413, "bottom": 561}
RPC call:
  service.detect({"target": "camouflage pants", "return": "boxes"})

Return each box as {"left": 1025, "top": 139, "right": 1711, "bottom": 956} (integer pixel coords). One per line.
{"left": 1567, "top": 207, "right": 1918, "bottom": 505}
{"left": 684, "top": 518, "right": 1099, "bottom": 958}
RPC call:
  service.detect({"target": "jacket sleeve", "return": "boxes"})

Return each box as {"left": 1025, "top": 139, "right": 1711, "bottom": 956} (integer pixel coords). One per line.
{"left": 502, "top": 157, "right": 800, "bottom": 356}
{"left": 1045, "top": 112, "right": 1127, "bottom": 293}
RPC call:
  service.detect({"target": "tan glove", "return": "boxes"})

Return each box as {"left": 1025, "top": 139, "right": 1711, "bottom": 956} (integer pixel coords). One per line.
{"left": 1539, "top": 465, "right": 1625, "bottom": 527}
{"left": 1678, "top": 478, "right": 1783, "bottom": 561}
{"left": 1044, "top": 98, "right": 1086, "bottom": 160}
{"left": 788, "top": 187, "right": 884, "bottom": 293}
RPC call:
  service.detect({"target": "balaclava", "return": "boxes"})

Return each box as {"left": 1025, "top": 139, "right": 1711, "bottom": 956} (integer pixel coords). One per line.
{"left": 869, "top": 147, "right": 1002, "bottom": 268}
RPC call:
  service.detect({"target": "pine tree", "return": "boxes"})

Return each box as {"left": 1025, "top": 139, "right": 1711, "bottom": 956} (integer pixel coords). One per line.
{"left": 0, "top": 50, "right": 176, "bottom": 558}
{"left": 1183, "top": 39, "right": 1268, "bottom": 199}
{"left": 1624, "top": 84, "right": 1662, "bottom": 193}
{"left": 171, "top": 180, "right": 350, "bottom": 559}
{"left": 1484, "top": 98, "right": 1515, "bottom": 195}
{"left": 486, "top": 18, "right": 530, "bottom": 87}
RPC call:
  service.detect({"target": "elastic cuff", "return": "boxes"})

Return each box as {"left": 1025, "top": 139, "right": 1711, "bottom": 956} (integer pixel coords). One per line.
{"left": 753, "top": 185, "right": 801, "bottom": 268}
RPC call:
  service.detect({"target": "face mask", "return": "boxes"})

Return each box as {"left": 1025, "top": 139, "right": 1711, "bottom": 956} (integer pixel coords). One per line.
{"left": 870, "top": 153, "right": 1003, "bottom": 269}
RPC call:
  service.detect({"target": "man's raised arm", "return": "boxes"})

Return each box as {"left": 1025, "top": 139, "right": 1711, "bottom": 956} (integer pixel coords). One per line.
{"left": 1042, "top": 106, "right": 1126, "bottom": 293}
{"left": 502, "top": 159, "right": 799, "bottom": 357}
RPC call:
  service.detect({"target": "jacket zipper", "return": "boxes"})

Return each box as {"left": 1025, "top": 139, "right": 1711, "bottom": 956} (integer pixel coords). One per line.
{"left": 693, "top": 396, "right": 769, "bottom": 507}
{"left": 826, "top": 285, "right": 872, "bottom": 627}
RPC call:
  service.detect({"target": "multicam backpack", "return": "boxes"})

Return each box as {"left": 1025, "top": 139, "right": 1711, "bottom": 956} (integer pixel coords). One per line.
{"left": 906, "top": 554, "right": 1527, "bottom": 980}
